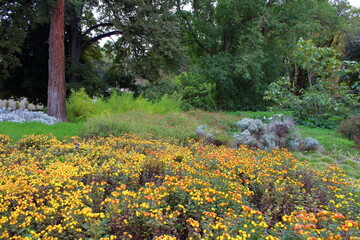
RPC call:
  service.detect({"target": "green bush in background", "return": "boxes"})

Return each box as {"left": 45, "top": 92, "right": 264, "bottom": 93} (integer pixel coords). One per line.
{"left": 66, "top": 89, "right": 182, "bottom": 122}
{"left": 265, "top": 39, "right": 360, "bottom": 128}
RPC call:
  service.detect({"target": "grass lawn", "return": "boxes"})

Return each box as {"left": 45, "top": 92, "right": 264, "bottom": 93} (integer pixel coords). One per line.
{"left": 293, "top": 126, "right": 360, "bottom": 179}
{"left": 0, "top": 121, "right": 83, "bottom": 141}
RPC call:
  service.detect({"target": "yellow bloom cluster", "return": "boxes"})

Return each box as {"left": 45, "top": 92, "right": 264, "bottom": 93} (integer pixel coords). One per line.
{"left": 0, "top": 134, "right": 358, "bottom": 239}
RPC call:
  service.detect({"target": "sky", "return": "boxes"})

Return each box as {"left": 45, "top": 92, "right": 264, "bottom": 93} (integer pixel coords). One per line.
{"left": 348, "top": 0, "right": 360, "bottom": 7}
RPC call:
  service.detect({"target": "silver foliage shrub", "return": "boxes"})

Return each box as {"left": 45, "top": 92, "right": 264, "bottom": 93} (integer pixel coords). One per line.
{"left": 196, "top": 116, "right": 322, "bottom": 152}
{"left": 0, "top": 108, "right": 58, "bottom": 125}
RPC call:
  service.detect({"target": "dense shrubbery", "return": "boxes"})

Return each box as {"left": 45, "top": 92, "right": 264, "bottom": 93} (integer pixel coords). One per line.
{"left": 265, "top": 39, "right": 360, "bottom": 128}
{"left": 338, "top": 115, "right": 360, "bottom": 147}
{"left": 66, "top": 89, "right": 183, "bottom": 122}
{"left": 0, "top": 134, "right": 359, "bottom": 239}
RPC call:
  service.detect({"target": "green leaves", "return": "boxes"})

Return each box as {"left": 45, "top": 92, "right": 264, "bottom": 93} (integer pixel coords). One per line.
{"left": 265, "top": 39, "right": 360, "bottom": 128}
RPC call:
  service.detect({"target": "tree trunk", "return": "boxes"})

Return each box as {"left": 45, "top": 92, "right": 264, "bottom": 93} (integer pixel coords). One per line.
{"left": 69, "top": 16, "right": 82, "bottom": 83}
{"left": 47, "top": 0, "right": 67, "bottom": 122}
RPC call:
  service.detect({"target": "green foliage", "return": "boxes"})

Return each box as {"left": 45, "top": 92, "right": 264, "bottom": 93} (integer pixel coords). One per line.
{"left": 338, "top": 115, "right": 360, "bottom": 147}
{"left": 145, "top": 72, "right": 218, "bottom": 111}
{"left": 0, "top": 23, "right": 49, "bottom": 103}
{"left": 66, "top": 88, "right": 103, "bottom": 122}
{"left": 176, "top": 72, "right": 217, "bottom": 111}
{"left": 176, "top": 0, "right": 357, "bottom": 111}
{"left": 66, "top": 89, "right": 183, "bottom": 122}
{"left": 265, "top": 39, "right": 360, "bottom": 128}
{"left": 80, "top": 111, "right": 197, "bottom": 141}
{"left": 80, "top": 110, "right": 241, "bottom": 144}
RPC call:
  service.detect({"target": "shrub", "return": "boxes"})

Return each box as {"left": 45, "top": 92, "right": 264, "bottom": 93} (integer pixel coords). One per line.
{"left": 66, "top": 88, "right": 102, "bottom": 122}
{"left": 0, "top": 108, "right": 58, "bottom": 125}
{"left": 338, "top": 115, "right": 360, "bottom": 147}
{"left": 229, "top": 117, "right": 322, "bottom": 151}
{"left": 66, "top": 89, "right": 182, "bottom": 122}
{"left": 265, "top": 39, "right": 360, "bottom": 128}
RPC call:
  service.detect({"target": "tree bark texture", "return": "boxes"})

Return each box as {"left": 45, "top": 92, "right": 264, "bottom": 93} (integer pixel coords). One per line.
{"left": 48, "top": 0, "right": 67, "bottom": 121}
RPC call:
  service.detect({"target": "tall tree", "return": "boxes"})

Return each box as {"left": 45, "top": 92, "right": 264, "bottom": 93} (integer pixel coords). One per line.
{"left": 0, "top": 0, "right": 32, "bottom": 80}
{"left": 175, "top": 0, "right": 358, "bottom": 110}
{"left": 48, "top": 0, "right": 67, "bottom": 121}
{"left": 66, "top": 0, "right": 121, "bottom": 84}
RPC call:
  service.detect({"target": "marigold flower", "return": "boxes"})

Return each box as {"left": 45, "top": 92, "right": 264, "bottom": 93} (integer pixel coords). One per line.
{"left": 304, "top": 224, "right": 316, "bottom": 230}
{"left": 333, "top": 212, "right": 345, "bottom": 219}
{"left": 293, "top": 223, "right": 304, "bottom": 231}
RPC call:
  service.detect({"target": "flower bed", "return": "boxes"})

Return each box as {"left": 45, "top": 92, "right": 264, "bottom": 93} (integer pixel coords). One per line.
{"left": 0, "top": 134, "right": 359, "bottom": 239}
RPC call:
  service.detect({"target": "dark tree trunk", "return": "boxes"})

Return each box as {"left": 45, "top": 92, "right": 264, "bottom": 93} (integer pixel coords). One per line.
{"left": 47, "top": 0, "right": 67, "bottom": 122}
{"left": 69, "top": 16, "right": 82, "bottom": 83}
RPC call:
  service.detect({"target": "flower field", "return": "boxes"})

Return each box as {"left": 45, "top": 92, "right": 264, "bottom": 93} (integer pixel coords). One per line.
{"left": 0, "top": 134, "right": 359, "bottom": 240}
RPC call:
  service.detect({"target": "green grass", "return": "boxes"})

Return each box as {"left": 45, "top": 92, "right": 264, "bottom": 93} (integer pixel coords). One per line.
{"left": 227, "top": 110, "right": 293, "bottom": 120}
{"left": 0, "top": 121, "right": 83, "bottom": 142}
{"left": 293, "top": 126, "right": 360, "bottom": 179}
{"left": 80, "top": 110, "right": 241, "bottom": 144}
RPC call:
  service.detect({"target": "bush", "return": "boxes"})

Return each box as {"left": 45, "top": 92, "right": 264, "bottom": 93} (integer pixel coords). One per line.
{"left": 265, "top": 39, "right": 360, "bottom": 128}
{"left": 66, "top": 88, "right": 102, "bottom": 122}
{"left": 338, "top": 115, "right": 360, "bottom": 147}
{"left": 0, "top": 108, "right": 58, "bottom": 125}
{"left": 66, "top": 89, "right": 183, "bottom": 122}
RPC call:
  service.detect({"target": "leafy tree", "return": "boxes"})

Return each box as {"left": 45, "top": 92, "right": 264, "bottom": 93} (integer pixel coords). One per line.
{"left": 265, "top": 39, "right": 360, "bottom": 128}
{"left": 175, "top": 0, "right": 358, "bottom": 111}
{"left": 0, "top": 0, "right": 33, "bottom": 79}
{"left": 101, "top": 0, "right": 184, "bottom": 84}
{"left": 2, "top": 24, "right": 49, "bottom": 103}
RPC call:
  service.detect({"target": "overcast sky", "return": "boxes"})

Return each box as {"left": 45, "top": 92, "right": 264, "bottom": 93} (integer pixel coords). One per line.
{"left": 348, "top": 0, "right": 360, "bottom": 7}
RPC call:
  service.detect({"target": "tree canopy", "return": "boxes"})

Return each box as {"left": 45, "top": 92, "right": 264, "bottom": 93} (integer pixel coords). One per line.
{"left": 0, "top": 0, "right": 359, "bottom": 116}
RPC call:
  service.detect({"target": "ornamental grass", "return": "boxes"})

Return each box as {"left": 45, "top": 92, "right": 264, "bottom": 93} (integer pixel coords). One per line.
{"left": 0, "top": 134, "right": 359, "bottom": 239}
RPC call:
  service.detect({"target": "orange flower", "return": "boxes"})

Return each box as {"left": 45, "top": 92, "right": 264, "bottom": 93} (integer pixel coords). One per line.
{"left": 340, "top": 224, "right": 350, "bottom": 232}
{"left": 304, "top": 224, "right": 316, "bottom": 230}
{"left": 297, "top": 230, "right": 305, "bottom": 235}
{"left": 333, "top": 212, "right": 345, "bottom": 219}
{"left": 345, "top": 220, "right": 358, "bottom": 228}
{"left": 293, "top": 223, "right": 304, "bottom": 231}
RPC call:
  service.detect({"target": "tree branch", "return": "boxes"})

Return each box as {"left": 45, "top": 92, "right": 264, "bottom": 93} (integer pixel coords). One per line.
{"left": 82, "top": 30, "right": 122, "bottom": 50}
{"left": 83, "top": 23, "right": 115, "bottom": 36}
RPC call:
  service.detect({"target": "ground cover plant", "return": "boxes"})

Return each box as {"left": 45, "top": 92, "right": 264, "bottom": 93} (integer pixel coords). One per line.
{"left": 0, "top": 134, "right": 359, "bottom": 239}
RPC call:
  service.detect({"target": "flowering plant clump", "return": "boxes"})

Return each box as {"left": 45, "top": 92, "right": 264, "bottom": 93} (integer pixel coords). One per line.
{"left": 0, "top": 108, "right": 58, "bottom": 125}
{"left": 0, "top": 134, "right": 359, "bottom": 239}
